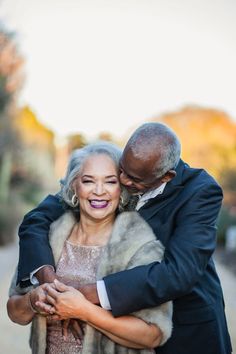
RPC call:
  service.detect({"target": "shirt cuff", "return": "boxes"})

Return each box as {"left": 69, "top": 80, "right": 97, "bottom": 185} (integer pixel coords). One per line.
{"left": 25, "top": 265, "right": 55, "bottom": 285}
{"left": 97, "top": 280, "right": 111, "bottom": 310}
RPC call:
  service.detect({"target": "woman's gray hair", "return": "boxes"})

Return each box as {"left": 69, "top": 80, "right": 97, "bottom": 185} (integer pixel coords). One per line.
{"left": 60, "top": 141, "right": 129, "bottom": 209}
{"left": 127, "top": 122, "right": 181, "bottom": 178}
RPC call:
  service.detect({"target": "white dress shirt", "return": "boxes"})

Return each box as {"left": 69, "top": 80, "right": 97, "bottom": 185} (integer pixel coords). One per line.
{"left": 136, "top": 182, "right": 167, "bottom": 210}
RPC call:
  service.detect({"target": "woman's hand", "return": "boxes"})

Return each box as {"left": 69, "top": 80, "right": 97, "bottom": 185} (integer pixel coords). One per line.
{"left": 61, "top": 319, "right": 85, "bottom": 344}
{"left": 37, "top": 279, "right": 90, "bottom": 321}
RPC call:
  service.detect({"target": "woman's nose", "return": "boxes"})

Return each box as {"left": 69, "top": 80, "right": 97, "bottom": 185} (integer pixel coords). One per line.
{"left": 94, "top": 182, "right": 105, "bottom": 194}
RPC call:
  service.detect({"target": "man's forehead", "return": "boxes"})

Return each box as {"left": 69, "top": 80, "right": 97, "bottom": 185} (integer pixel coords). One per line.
{"left": 122, "top": 147, "right": 158, "bottom": 167}
{"left": 120, "top": 153, "right": 141, "bottom": 177}
{"left": 121, "top": 152, "right": 156, "bottom": 179}
{"left": 121, "top": 146, "right": 143, "bottom": 163}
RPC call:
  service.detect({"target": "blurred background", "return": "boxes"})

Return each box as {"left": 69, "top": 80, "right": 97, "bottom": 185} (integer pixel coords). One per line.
{"left": 0, "top": 0, "right": 236, "bottom": 353}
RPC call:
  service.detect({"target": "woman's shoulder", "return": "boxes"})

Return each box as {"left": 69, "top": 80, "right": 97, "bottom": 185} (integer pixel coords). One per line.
{"left": 111, "top": 211, "right": 157, "bottom": 246}
{"left": 114, "top": 211, "right": 152, "bottom": 232}
{"left": 49, "top": 211, "right": 76, "bottom": 235}
{"left": 115, "top": 211, "right": 147, "bottom": 226}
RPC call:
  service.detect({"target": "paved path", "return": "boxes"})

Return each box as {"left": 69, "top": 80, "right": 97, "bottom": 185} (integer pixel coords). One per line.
{"left": 0, "top": 242, "right": 235, "bottom": 353}
{"left": 0, "top": 242, "right": 30, "bottom": 354}
{"left": 214, "top": 255, "right": 236, "bottom": 353}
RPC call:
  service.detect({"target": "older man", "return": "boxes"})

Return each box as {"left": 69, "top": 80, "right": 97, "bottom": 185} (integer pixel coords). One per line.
{"left": 17, "top": 123, "right": 232, "bottom": 354}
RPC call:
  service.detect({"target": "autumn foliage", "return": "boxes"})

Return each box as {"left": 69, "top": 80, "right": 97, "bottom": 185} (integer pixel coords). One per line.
{"left": 150, "top": 106, "right": 236, "bottom": 190}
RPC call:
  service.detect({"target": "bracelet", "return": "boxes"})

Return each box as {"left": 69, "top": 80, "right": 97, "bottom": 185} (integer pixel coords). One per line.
{"left": 28, "top": 290, "right": 38, "bottom": 313}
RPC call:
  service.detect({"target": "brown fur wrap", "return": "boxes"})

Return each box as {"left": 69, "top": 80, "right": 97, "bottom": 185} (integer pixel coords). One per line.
{"left": 9, "top": 211, "right": 172, "bottom": 353}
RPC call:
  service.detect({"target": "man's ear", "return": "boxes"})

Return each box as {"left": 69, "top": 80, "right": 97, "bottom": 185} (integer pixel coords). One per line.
{"left": 161, "top": 170, "right": 176, "bottom": 183}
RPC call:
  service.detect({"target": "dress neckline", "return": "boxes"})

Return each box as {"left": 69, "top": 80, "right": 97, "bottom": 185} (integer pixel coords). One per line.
{"left": 66, "top": 240, "right": 106, "bottom": 248}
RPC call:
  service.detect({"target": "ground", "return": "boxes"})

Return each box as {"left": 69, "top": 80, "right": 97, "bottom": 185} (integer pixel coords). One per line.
{"left": 216, "top": 246, "right": 236, "bottom": 276}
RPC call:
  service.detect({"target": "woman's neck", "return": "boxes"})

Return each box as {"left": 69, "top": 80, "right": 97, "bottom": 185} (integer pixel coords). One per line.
{"left": 69, "top": 213, "right": 115, "bottom": 246}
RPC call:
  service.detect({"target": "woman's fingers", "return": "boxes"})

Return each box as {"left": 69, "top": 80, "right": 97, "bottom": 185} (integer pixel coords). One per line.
{"left": 62, "top": 319, "right": 70, "bottom": 340}
{"left": 45, "top": 293, "right": 57, "bottom": 306}
{"left": 41, "top": 282, "right": 56, "bottom": 291}
{"left": 45, "top": 284, "right": 59, "bottom": 298}
{"left": 54, "top": 279, "right": 70, "bottom": 292}
{"left": 35, "top": 301, "right": 55, "bottom": 314}
{"left": 70, "top": 319, "right": 83, "bottom": 344}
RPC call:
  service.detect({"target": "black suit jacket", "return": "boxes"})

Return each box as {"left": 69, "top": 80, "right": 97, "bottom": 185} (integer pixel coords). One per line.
{"left": 17, "top": 160, "right": 232, "bottom": 354}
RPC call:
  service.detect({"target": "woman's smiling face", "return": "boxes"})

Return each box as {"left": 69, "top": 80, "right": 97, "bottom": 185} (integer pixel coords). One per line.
{"left": 73, "top": 154, "right": 121, "bottom": 221}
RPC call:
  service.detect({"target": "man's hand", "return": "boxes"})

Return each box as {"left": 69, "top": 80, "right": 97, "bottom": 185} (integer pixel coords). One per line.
{"left": 35, "top": 266, "right": 57, "bottom": 285}
{"left": 30, "top": 284, "right": 55, "bottom": 315}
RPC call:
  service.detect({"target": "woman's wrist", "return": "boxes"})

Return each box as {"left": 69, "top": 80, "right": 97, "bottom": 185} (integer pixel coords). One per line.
{"left": 78, "top": 283, "right": 100, "bottom": 305}
{"left": 75, "top": 297, "right": 95, "bottom": 322}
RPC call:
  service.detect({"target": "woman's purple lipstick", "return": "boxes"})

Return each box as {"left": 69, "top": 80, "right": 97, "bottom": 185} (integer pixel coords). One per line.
{"left": 90, "top": 200, "right": 109, "bottom": 209}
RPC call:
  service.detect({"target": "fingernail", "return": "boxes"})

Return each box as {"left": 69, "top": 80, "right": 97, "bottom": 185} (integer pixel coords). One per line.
{"left": 63, "top": 336, "right": 67, "bottom": 341}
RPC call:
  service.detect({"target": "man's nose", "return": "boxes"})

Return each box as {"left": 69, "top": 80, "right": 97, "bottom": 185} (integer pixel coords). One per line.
{"left": 120, "top": 172, "right": 133, "bottom": 186}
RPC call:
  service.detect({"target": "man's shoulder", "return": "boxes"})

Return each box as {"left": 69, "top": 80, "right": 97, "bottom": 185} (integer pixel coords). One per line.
{"left": 180, "top": 160, "right": 221, "bottom": 189}
{"left": 19, "top": 194, "right": 66, "bottom": 226}
{"left": 36, "top": 194, "right": 63, "bottom": 210}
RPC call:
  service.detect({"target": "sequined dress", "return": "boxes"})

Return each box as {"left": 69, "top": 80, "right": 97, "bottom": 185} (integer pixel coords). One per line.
{"left": 46, "top": 240, "right": 105, "bottom": 354}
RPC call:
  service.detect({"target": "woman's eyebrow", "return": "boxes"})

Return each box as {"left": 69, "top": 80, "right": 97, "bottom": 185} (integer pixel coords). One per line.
{"left": 82, "top": 174, "right": 118, "bottom": 178}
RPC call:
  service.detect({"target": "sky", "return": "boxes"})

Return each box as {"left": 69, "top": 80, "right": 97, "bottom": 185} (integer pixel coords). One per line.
{"left": 1, "top": 0, "right": 236, "bottom": 140}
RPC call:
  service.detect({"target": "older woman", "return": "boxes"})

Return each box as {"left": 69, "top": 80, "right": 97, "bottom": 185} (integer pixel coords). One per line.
{"left": 7, "top": 142, "right": 172, "bottom": 354}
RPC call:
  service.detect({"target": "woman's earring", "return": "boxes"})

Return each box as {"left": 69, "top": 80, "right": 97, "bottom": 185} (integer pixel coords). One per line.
{"left": 71, "top": 194, "right": 79, "bottom": 207}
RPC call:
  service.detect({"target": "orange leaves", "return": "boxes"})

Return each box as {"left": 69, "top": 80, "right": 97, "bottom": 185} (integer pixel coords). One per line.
{"left": 153, "top": 106, "right": 236, "bottom": 181}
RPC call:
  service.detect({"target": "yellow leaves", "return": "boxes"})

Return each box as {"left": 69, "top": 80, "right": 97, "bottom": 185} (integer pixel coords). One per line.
{"left": 15, "top": 106, "right": 54, "bottom": 150}
{"left": 153, "top": 106, "right": 236, "bottom": 181}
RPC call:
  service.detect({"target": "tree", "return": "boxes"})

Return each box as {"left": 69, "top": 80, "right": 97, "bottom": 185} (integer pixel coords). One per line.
{"left": 0, "top": 27, "right": 23, "bottom": 111}
{"left": 152, "top": 106, "right": 236, "bottom": 183}
{"left": 67, "top": 133, "right": 87, "bottom": 153}
{"left": 0, "top": 25, "right": 24, "bottom": 202}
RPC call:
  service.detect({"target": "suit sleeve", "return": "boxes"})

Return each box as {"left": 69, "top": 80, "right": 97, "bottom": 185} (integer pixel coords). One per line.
{"left": 17, "top": 194, "right": 65, "bottom": 284}
{"left": 104, "top": 182, "right": 223, "bottom": 316}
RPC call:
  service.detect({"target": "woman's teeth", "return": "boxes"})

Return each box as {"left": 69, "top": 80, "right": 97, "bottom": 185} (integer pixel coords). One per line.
{"left": 90, "top": 200, "right": 109, "bottom": 208}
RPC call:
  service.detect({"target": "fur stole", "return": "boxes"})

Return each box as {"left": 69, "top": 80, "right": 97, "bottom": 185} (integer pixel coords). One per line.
{"left": 9, "top": 211, "right": 173, "bottom": 354}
